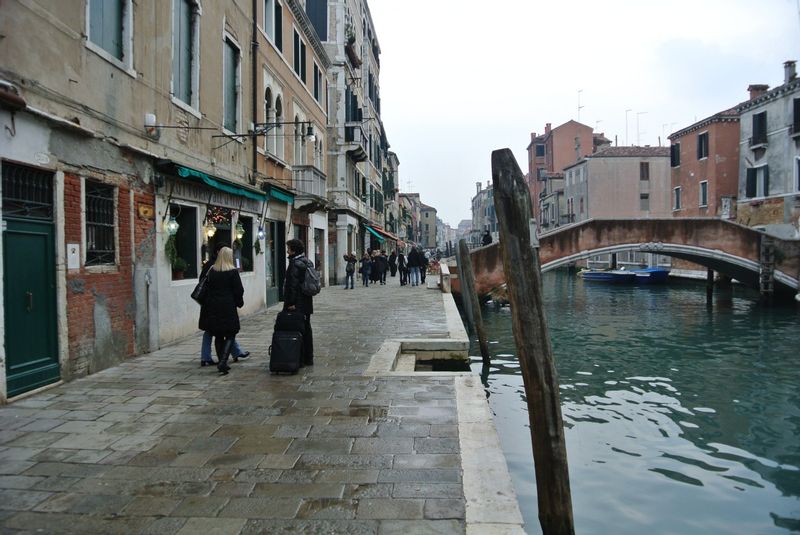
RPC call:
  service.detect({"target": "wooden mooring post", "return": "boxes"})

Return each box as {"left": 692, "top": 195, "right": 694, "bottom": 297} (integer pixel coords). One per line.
{"left": 456, "top": 239, "right": 490, "bottom": 365}
{"left": 492, "top": 148, "right": 574, "bottom": 534}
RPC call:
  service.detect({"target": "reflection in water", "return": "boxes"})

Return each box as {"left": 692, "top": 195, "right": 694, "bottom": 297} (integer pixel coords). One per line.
{"left": 470, "top": 272, "right": 800, "bottom": 535}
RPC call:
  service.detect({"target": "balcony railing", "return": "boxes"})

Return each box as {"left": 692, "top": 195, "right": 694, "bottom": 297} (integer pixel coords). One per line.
{"left": 790, "top": 123, "right": 800, "bottom": 138}
{"left": 344, "top": 122, "right": 368, "bottom": 162}
{"left": 292, "top": 165, "right": 327, "bottom": 199}
{"left": 749, "top": 135, "right": 768, "bottom": 149}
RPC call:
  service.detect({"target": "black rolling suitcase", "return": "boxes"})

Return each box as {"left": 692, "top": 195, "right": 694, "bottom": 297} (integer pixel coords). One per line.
{"left": 274, "top": 310, "right": 306, "bottom": 335}
{"left": 269, "top": 331, "right": 303, "bottom": 374}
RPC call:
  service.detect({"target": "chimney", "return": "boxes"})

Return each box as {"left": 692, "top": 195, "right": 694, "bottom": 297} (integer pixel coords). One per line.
{"left": 784, "top": 60, "right": 797, "bottom": 84}
{"left": 476, "top": 182, "right": 481, "bottom": 195}
{"left": 748, "top": 84, "right": 769, "bottom": 100}
{"left": 545, "top": 123, "right": 552, "bottom": 135}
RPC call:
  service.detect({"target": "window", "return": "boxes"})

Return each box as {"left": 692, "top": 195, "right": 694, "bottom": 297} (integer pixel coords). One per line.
{"left": 313, "top": 63, "right": 322, "bottom": 102}
{"left": 264, "top": 0, "right": 283, "bottom": 51}
{"left": 640, "top": 193, "right": 650, "bottom": 212}
{"left": 670, "top": 142, "right": 680, "bottom": 167}
{"left": 535, "top": 144, "right": 545, "bottom": 157}
{"left": 697, "top": 132, "right": 709, "bottom": 159}
{"left": 170, "top": 204, "right": 197, "bottom": 279}
{"left": 85, "top": 181, "right": 116, "bottom": 266}
{"left": 752, "top": 111, "right": 767, "bottom": 145}
{"left": 673, "top": 187, "right": 682, "bottom": 210}
{"left": 172, "top": 0, "right": 199, "bottom": 108}
{"left": 793, "top": 98, "right": 800, "bottom": 134}
{"left": 223, "top": 36, "right": 240, "bottom": 133}
{"left": 237, "top": 215, "right": 253, "bottom": 272}
{"left": 87, "top": 0, "right": 132, "bottom": 68}
{"left": 797, "top": 158, "right": 800, "bottom": 192}
{"left": 640, "top": 162, "right": 650, "bottom": 181}
{"left": 294, "top": 115, "right": 305, "bottom": 164}
{"left": 699, "top": 181, "right": 708, "bottom": 207}
{"left": 745, "top": 166, "right": 770, "bottom": 198}
{"left": 293, "top": 30, "right": 306, "bottom": 83}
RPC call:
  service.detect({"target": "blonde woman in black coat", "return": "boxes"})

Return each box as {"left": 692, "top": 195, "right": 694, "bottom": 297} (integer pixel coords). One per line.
{"left": 198, "top": 247, "right": 244, "bottom": 375}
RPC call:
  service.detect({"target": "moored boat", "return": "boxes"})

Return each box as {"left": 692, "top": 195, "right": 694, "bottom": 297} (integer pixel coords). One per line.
{"left": 578, "top": 267, "right": 670, "bottom": 284}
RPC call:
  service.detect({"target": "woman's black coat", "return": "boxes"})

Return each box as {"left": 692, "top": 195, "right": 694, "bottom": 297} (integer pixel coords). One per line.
{"left": 198, "top": 268, "right": 244, "bottom": 336}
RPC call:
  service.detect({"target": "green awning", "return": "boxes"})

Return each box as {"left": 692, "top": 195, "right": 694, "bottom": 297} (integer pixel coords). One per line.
{"left": 364, "top": 225, "right": 386, "bottom": 243}
{"left": 176, "top": 166, "right": 267, "bottom": 202}
{"left": 267, "top": 186, "right": 294, "bottom": 204}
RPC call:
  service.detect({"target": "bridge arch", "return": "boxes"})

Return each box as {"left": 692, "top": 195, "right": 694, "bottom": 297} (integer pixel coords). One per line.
{"left": 459, "top": 218, "right": 799, "bottom": 298}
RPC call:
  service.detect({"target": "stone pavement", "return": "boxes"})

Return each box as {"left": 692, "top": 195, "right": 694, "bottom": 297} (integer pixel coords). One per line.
{"left": 0, "top": 273, "right": 523, "bottom": 534}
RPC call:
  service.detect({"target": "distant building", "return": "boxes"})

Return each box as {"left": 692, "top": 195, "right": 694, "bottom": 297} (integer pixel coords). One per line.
{"left": 736, "top": 61, "right": 800, "bottom": 233}
{"left": 420, "top": 204, "right": 437, "bottom": 249}
{"left": 526, "top": 120, "right": 611, "bottom": 226}
{"left": 471, "top": 181, "right": 496, "bottom": 246}
{"left": 668, "top": 108, "right": 740, "bottom": 218}
{"left": 564, "top": 146, "right": 671, "bottom": 268}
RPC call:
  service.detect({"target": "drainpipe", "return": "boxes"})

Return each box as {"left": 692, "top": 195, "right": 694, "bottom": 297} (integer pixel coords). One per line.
{"left": 251, "top": 0, "right": 259, "bottom": 180}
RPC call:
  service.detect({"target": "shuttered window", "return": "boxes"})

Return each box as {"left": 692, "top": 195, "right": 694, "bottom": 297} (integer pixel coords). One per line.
{"left": 172, "top": 0, "right": 194, "bottom": 105}
{"left": 673, "top": 187, "right": 682, "bottom": 210}
{"left": 85, "top": 181, "right": 116, "bottom": 266}
{"left": 752, "top": 112, "right": 767, "bottom": 145}
{"left": 670, "top": 143, "right": 680, "bottom": 167}
{"left": 313, "top": 64, "right": 322, "bottom": 102}
{"left": 275, "top": 1, "right": 283, "bottom": 52}
{"left": 89, "top": 0, "right": 124, "bottom": 60}
{"left": 746, "top": 166, "right": 770, "bottom": 198}
{"left": 697, "top": 132, "right": 709, "bottom": 159}
{"left": 223, "top": 37, "right": 240, "bottom": 132}
{"left": 794, "top": 99, "right": 800, "bottom": 133}
{"left": 699, "top": 181, "right": 708, "bottom": 207}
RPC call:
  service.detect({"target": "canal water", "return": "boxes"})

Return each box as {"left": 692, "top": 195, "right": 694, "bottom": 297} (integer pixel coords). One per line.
{"left": 468, "top": 271, "right": 799, "bottom": 534}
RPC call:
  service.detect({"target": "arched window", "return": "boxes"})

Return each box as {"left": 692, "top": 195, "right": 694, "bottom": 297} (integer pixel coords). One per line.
{"left": 294, "top": 114, "right": 303, "bottom": 165}
{"left": 264, "top": 87, "right": 274, "bottom": 154}
{"left": 275, "top": 96, "right": 284, "bottom": 160}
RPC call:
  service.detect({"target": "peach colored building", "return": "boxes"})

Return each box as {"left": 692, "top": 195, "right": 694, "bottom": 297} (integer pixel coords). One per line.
{"left": 668, "top": 108, "right": 740, "bottom": 218}
{"left": 527, "top": 120, "right": 610, "bottom": 224}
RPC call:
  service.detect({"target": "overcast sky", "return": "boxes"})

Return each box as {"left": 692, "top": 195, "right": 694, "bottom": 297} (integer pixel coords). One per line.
{"left": 367, "top": 0, "right": 800, "bottom": 227}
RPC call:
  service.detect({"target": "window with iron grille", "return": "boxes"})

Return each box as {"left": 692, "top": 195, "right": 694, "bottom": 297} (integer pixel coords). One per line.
{"left": 85, "top": 181, "right": 116, "bottom": 266}
{"left": 2, "top": 162, "right": 54, "bottom": 220}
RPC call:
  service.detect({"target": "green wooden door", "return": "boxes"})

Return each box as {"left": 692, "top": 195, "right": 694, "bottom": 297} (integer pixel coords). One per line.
{"left": 3, "top": 218, "right": 60, "bottom": 397}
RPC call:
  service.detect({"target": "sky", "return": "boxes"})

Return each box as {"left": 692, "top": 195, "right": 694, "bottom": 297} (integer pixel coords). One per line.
{"left": 367, "top": 0, "right": 800, "bottom": 227}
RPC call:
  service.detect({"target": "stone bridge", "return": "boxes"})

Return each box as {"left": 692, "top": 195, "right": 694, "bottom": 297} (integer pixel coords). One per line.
{"left": 452, "top": 218, "right": 800, "bottom": 299}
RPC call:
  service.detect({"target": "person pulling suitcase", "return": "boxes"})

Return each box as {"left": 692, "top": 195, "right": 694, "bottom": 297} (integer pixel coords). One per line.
{"left": 282, "top": 239, "right": 316, "bottom": 366}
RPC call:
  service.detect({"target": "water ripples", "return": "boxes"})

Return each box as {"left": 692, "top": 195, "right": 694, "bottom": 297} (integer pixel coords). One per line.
{"left": 472, "top": 272, "right": 800, "bottom": 534}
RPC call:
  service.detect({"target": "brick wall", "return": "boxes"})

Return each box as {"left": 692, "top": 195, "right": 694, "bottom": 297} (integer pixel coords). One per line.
{"left": 63, "top": 173, "right": 154, "bottom": 378}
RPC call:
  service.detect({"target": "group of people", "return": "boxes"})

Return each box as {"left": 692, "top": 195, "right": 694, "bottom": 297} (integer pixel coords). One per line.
{"left": 195, "top": 240, "right": 434, "bottom": 374}
{"left": 342, "top": 245, "right": 429, "bottom": 288}
{"left": 197, "top": 239, "right": 313, "bottom": 374}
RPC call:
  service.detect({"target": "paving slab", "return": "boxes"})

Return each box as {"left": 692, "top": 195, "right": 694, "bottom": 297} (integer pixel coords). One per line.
{"left": 0, "top": 274, "right": 523, "bottom": 534}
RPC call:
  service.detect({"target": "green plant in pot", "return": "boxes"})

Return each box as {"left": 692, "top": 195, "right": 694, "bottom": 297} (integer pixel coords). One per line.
{"left": 172, "top": 257, "right": 188, "bottom": 279}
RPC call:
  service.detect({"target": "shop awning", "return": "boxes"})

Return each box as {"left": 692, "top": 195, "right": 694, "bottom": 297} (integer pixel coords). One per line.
{"left": 370, "top": 225, "right": 401, "bottom": 242}
{"left": 156, "top": 161, "right": 295, "bottom": 204}
{"left": 364, "top": 225, "right": 386, "bottom": 243}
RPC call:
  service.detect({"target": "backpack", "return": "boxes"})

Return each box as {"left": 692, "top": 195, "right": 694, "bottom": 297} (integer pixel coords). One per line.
{"left": 345, "top": 259, "right": 356, "bottom": 274}
{"left": 297, "top": 259, "right": 321, "bottom": 296}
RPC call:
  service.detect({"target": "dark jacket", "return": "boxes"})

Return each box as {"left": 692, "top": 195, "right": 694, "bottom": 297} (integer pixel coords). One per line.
{"left": 407, "top": 249, "right": 423, "bottom": 268}
{"left": 388, "top": 252, "right": 397, "bottom": 267}
{"left": 375, "top": 254, "right": 388, "bottom": 274}
{"left": 360, "top": 256, "right": 372, "bottom": 274}
{"left": 283, "top": 253, "right": 314, "bottom": 315}
{"left": 397, "top": 254, "right": 407, "bottom": 270}
{"left": 198, "top": 268, "right": 244, "bottom": 336}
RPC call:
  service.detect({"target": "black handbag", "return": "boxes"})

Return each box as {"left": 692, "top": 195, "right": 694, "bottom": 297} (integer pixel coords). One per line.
{"left": 191, "top": 272, "right": 209, "bottom": 304}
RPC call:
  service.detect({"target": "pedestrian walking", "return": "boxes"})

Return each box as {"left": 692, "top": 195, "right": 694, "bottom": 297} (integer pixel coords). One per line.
{"left": 198, "top": 247, "right": 244, "bottom": 375}
{"left": 198, "top": 243, "right": 249, "bottom": 367}
{"left": 343, "top": 252, "right": 357, "bottom": 289}
{"left": 398, "top": 252, "right": 408, "bottom": 286}
{"left": 283, "top": 239, "right": 315, "bottom": 366}
{"left": 377, "top": 251, "right": 389, "bottom": 285}
{"left": 420, "top": 250, "right": 429, "bottom": 284}
{"left": 389, "top": 251, "right": 397, "bottom": 277}
{"left": 360, "top": 252, "right": 372, "bottom": 287}
{"left": 407, "top": 246, "right": 423, "bottom": 286}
